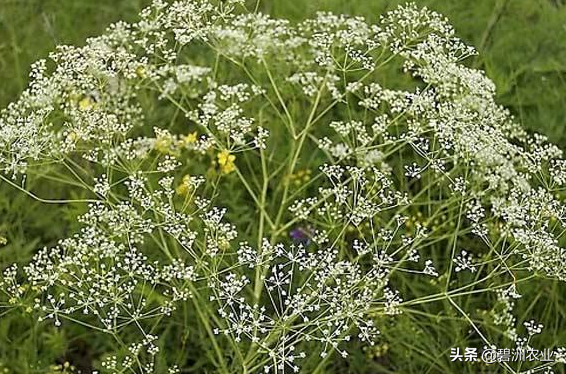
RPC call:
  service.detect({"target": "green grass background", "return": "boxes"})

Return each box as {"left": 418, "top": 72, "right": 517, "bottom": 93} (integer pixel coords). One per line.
{"left": 0, "top": 1, "right": 565, "bottom": 373}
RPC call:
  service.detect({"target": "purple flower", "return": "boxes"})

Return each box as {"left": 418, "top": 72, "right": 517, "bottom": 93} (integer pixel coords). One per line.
{"left": 290, "top": 226, "right": 314, "bottom": 246}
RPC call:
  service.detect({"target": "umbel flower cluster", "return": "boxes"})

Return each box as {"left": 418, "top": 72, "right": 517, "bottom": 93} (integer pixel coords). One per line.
{"left": 1, "top": 1, "right": 565, "bottom": 373}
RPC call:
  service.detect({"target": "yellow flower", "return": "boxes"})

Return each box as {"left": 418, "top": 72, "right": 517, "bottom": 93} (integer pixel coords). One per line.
{"left": 176, "top": 184, "right": 188, "bottom": 196}
{"left": 176, "top": 174, "right": 192, "bottom": 196}
{"left": 78, "top": 96, "right": 95, "bottom": 111}
{"left": 136, "top": 65, "right": 147, "bottom": 78}
{"left": 217, "top": 150, "right": 236, "bottom": 175}
{"left": 0, "top": 236, "right": 6, "bottom": 246}
{"left": 219, "top": 237, "right": 230, "bottom": 250}
{"left": 66, "top": 131, "right": 79, "bottom": 143}
{"left": 184, "top": 132, "right": 198, "bottom": 144}
{"left": 155, "top": 136, "right": 173, "bottom": 154}
{"left": 48, "top": 362, "right": 75, "bottom": 374}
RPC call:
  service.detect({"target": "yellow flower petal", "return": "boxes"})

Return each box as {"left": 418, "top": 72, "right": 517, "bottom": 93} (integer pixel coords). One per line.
{"left": 78, "top": 96, "right": 95, "bottom": 111}
{"left": 184, "top": 132, "right": 198, "bottom": 144}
